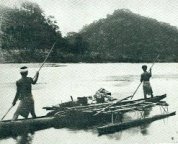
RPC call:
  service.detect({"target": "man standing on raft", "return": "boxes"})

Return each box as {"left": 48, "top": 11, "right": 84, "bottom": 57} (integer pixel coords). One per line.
{"left": 140, "top": 65, "right": 154, "bottom": 99}
{"left": 12, "top": 66, "right": 39, "bottom": 120}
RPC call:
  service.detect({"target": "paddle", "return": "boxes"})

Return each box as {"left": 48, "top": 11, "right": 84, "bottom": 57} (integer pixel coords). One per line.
{"left": 1, "top": 42, "right": 57, "bottom": 121}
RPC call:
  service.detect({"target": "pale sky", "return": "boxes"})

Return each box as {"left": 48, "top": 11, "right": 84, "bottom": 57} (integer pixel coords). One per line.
{"left": 1, "top": 0, "right": 178, "bottom": 36}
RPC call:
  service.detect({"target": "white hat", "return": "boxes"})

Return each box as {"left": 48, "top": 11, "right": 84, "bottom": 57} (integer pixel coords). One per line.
{"left": 20, "top": 66, "right": 28, "bottom": 73}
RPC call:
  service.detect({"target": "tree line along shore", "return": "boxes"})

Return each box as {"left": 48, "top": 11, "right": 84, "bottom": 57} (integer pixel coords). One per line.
{"left": 0, "top": 2, "right": 178, "bottom": 63}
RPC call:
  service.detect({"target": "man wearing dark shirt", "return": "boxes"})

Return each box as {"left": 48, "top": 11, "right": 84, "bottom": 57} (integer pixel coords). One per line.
{"left": 12, "top": 66, "right": 39, "bottom": 120}
{"left": 140, "top": 65, "right": 153, "bottom": 99}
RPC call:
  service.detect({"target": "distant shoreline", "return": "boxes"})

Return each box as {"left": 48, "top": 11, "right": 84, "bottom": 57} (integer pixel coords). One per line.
{"left": 0, "top": 61, "right": 177, "bottom": 64}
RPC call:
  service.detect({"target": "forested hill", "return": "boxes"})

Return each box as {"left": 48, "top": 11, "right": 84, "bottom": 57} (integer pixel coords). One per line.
{"left": 0, "top": 2, "right": 88, "bottom": 63}
{"left": 80, "top": 9, "right": 178, "bottom": 62}
{"left": 0, "top": 5, "right": 178, "bottom": 63}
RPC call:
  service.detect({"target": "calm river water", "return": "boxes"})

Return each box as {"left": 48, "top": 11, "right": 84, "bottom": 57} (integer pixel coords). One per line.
{"left": 0, "top": 63, "right": 178, "bottom": 144}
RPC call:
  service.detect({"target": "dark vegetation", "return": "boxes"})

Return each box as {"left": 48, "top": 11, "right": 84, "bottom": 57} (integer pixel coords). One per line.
{"left": 0, "top": 2, "right": 88, "bottom": 63}
{"left": 80, "top": 9, "right": 178, "bottom": 62}
{"left": 0, "top": 3, "right": 178, "bottom": 63}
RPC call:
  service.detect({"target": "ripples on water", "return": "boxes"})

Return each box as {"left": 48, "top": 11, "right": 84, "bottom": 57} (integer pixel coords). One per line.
{"left": 0, "top": 63, "right": 178, "bottom": 144}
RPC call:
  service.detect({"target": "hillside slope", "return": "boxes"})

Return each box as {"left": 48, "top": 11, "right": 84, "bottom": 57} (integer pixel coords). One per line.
{"left": 80, "top": 9, "right": 178, "bottom": 62}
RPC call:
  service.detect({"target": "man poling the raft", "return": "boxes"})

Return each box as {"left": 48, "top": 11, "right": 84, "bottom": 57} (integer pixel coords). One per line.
{"left": 94, "top": 54, "right": 160, "bottom": 116}
{"left": 130, "top": 54, "right": 160, "bottom": 100}
{"left": 12, "top": 66, "right": 39, "bottom": 120}
{"left": 0, "top": 42, "right": 56, "bottom": 121}
{"left": 141, "top": 65, "right": 153, "bottom": 99}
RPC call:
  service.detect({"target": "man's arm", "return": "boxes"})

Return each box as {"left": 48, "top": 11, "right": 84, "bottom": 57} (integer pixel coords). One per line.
{"left": 32, "top": 71, "right": 39, "bottom": 84}
{"left": 149, "top": 68, "right": 152, "bottom": 77}
{"left": 12, "top": 82, "right": 19, "bottom": 106}
{"left": 140, "top": 74, "right": 143, "bottom": 82}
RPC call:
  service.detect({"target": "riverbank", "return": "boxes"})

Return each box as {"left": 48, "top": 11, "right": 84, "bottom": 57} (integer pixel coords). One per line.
{"left": 0, "top": 49, "right": 177, "bottom": 63}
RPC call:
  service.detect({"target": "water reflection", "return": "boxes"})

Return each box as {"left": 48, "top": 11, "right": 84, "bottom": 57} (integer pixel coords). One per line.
{"left": 140, "top": 107, "right": 152, "bottom": 135}
{"left": 14, "top": 133, "right": 34, "bottom": 144}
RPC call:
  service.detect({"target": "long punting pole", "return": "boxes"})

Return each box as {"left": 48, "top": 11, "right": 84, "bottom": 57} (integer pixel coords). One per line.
{"left": 1, "top": 106, "right": 13, "bottom": 121}
{"left": 94, "top": 54, "right": 160, "bottom": 116}
{"left": 32, "top": 42, "right": 56, "bottom": 81}
{"left": 130, "top": 54, "right": 160, "bottom": 100}
{"left": 1, "top": 42, "right": 56, "bottom": 121}
{"left": 38, "top": 42, "right": 56, "bottom": 72}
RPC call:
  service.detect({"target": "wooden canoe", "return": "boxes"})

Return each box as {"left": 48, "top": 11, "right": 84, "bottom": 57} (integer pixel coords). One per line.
{"left": 97, "top": 111, "right": 176, "bottom": 135}
{"left": 0, "top": 116, "right": 56, "bottom": 138}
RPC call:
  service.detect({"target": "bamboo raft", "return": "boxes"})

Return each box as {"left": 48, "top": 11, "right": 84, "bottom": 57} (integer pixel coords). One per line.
{"left": 44, "top": 94, "right": 167, "bottom": 116}
{"left": 0, "top": 94, "right": 170, "bottom": 137}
